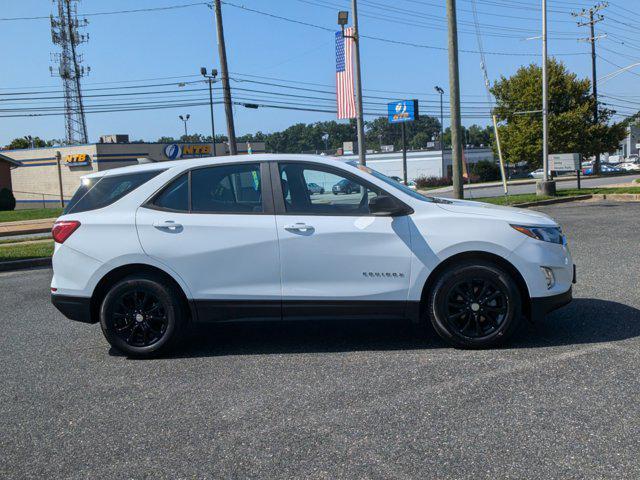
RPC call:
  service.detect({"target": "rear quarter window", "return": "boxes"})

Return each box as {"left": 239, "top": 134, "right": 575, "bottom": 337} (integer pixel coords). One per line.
{"left": 64, "top": 170, "right": 164, "bottom": 214}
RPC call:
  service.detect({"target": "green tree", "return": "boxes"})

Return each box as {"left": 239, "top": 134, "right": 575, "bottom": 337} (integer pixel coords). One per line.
{"left": 443, "top": 124, "right": 493, "bottom": 148}
{"left": 366, "top": 116, "right": 440, "bottom": 151}
{"left": 491, "top": 59, "right": 626, "bottom": 168}
{"left": 7, "top": 136, "right": 53, "bottom": 149}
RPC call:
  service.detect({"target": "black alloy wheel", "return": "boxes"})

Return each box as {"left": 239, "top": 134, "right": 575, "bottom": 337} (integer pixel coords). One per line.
{"left": 444, "top": 278, "right": 509, "bottom": 339}
{"left": 110, "top": 289, "right": 168, "bottom": 347}
{"left": 428, "top": 261, "right": 522, "bottom": 348}
{"left": 100, "top": 274, "right": 186, "bottom": 357}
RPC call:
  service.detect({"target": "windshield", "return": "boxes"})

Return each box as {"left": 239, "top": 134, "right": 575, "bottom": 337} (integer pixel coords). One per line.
{"left": 346, "top": 161, "right": 433, "bottom": 202}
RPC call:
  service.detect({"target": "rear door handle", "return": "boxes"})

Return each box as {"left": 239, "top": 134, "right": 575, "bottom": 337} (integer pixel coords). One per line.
{"left": 153, "top": 220, "right": 183, "bottom": 230}
{"left": 284, "top": 223, "right": 314, "bottom": 232}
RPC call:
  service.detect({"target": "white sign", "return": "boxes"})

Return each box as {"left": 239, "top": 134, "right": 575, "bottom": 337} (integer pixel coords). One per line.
{"left": 549, "top": 153, "right": 580, "bottom": 172}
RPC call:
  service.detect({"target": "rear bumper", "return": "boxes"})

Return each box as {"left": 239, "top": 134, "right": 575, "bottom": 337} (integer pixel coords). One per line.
{"left": 530, "top": 287, "right": 572, "bottom": 322}
{"left": 51, "top": 294, "right": 95, "bottom": 324}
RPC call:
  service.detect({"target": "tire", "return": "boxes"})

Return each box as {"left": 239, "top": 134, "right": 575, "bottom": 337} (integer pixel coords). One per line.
{"left": 99, "top": 274, "right": 186, "bottom": 357}
{"left": 320, "top": 188, "right": 325, "bottom": 194}
{"left": 426, "top": 260, "right": 522, "bottom": 348}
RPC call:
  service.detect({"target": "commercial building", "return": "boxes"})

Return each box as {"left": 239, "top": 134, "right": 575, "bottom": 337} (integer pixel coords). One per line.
{"left": 1, "top": 135, "right": 264, "bottom": 208}
{"left": 615, "top": 124, "right": 640, "bottom": 159}
{"left": 341, "top": 148, "right": 495, "bottom": 180}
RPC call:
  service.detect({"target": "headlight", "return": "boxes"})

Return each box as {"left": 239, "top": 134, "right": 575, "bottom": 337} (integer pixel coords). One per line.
{"left": 511, "top": 224, "right": 565, "bottom": 245}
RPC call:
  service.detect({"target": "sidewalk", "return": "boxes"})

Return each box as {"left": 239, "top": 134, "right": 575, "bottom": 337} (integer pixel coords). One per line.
{"left": 0, "top": 218, "right": 56, "bottom": 237}
{"left": 424, "top": 172, "right": 635, "bottom": 194}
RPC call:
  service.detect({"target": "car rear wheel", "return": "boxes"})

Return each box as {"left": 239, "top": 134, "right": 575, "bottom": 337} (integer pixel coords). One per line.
{"left": 99, "top": 274, "right": 186, "bottom": 357}
{"left": 426, "top": 261, "right": 522, "bottom": 348}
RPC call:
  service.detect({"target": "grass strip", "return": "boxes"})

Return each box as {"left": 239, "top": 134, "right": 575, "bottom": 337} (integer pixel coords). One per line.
{"left": 0, "top": 241, "right": 55, "bottom": 262}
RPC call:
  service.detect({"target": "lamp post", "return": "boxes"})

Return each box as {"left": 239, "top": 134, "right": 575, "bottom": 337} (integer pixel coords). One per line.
{"left": 322, "top": 132, "right": 329, "bottom": 152}
{"left": 178, "top": 114, "right": 190, "bottom": 138}
{"left": 434, "top": 86, "right": 445, "bottom": 149}
{"left": 201, "top": 67, "right": 218, "bottom": 156}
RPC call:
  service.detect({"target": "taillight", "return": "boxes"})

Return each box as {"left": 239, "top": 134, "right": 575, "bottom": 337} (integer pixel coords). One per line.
{"left": 52, "top": 220, "right": 81, "bottom": 244}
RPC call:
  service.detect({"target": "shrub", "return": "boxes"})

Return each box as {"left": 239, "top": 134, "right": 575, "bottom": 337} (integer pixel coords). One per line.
{"left": 0, "top": 188, "right": 16, "bottom": 211}
{"left": 414, "top": 175, "right": 451, "bottom": 189}
{"left": 469, "top": 160, "right": 500, "bottom": 182}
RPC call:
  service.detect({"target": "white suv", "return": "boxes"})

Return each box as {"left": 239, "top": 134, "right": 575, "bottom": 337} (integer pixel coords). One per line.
{"left": 51, "top": 154, "right": 575, "bottom": 356}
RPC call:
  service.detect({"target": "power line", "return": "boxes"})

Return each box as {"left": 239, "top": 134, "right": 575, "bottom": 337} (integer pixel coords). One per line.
{"left": 219, "top": 0, "right": 586, "bottom": 56}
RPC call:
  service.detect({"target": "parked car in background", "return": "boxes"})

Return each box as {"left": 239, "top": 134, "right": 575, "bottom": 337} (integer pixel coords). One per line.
{"left": 600, "top": 164, "right": 623, "bottom": 174}
{"left": 307, "top": 182, "right": 325, "bottom": 195}
{"left": 507, "top": 171, "right": 533, "bottom": 180}
{"left": 530, "top": 168, "right": 550, "bottom": 179}
{"left": 332, "top": 178, "right": 361, "bottom": 195}
{"left": 390, "top": 176, "right": 417, "bottom": 190}
{"left": 581, "top": 162, "right": 593, "bottom": 175}
{"left": 619, "top": 161, "right": 640, "bottom": 172}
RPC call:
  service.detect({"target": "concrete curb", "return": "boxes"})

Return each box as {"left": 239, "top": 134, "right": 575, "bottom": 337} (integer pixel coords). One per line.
{"left": 0, "top": 257, "right": 52, "bottom": 272}
{"left": 511, "top": 194, "right": 593, "bottom": 208}
{"left": 592, "top": 193, "right": 640, "bottom": 201}
{"left": 0, "top": 227, "right": 52, "bottom": 238}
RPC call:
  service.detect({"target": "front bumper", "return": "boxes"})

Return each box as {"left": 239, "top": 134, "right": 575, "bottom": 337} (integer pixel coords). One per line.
{"left": 530, "top": 287, "right": 573, "bottom": 322}
{"left": 51, "top": 294, "right": 95, "bottom": 324}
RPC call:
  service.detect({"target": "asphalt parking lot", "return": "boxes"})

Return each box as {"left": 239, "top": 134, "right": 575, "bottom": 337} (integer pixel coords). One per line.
{"left": 1, "top": 200, "right": 639, "bottom": 479}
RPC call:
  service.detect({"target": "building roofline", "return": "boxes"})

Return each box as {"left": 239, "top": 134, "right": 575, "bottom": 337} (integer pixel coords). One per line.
{"left": 0, "top": 140, "right": 261, "bottom": 154}
{"left": 0, "top": 152, "right": 22, "bottom": 167}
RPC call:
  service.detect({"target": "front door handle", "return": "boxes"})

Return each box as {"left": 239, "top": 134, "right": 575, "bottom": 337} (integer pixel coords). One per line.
{"left": 284, "top": 223, "right": 314, "bottom": 232}
{"left": 153, "top": 220, "right": 183, "bottom": 230}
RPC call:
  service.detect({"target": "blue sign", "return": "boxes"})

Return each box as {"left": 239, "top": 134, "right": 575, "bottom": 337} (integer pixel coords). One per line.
{"left": 164, "top": 144, "right": 182, "bottom": 160}
{"left": 387, "top": 100, "right": 419, "bottom": 124}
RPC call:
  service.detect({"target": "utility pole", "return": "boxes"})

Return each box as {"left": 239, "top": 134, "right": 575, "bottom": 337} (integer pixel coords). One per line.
{"left": 201, "top": 67, "right": 218, "bottom": 156}
{"left": 446, "top": 0, "right": 463, "bottom": 199}
{"left": 573, "top": 2, "right": 607, "bottom": 175}
{"left": 351, "top": 0, "right": 366, "bottom": 165}
{"left": 212, "top": 0, "right": 237, "bottom": 155}
{"left": 537, "top": 0, "right": 556, "bottom": 197}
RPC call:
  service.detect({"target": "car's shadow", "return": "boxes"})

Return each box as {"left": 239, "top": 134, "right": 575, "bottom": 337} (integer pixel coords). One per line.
{"left": 110, "top": 298, "right": 640, "bottom": 359}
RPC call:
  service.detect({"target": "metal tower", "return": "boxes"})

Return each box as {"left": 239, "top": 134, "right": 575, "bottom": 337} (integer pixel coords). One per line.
{"left": 50, "top": 0, "right": 90, "bottom": 145}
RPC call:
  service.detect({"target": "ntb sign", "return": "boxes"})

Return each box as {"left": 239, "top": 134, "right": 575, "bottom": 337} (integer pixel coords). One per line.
{"left": 387, "top": 100, "right": 419, "bottom": 124}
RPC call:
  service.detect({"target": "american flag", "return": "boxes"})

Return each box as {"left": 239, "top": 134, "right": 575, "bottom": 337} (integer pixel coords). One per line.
{"left": 335, "top": 28, "right": 356, "bottom": 119}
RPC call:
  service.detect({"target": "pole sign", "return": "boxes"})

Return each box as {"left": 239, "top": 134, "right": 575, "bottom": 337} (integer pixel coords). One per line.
{"left": 549, "top": 153, "right": 581, "bottom": 172}
{"left": 387, "top": 100, "right": 419, "bottom": 124}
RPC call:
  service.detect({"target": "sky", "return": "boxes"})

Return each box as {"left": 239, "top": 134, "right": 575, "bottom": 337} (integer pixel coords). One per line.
{"left": 1, "top": 0, "right": 639, "bottom": 146}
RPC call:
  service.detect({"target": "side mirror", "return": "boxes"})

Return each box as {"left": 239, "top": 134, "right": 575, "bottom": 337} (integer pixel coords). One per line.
{"left": 369, "top": 195, "right": 409, "bottom": 216}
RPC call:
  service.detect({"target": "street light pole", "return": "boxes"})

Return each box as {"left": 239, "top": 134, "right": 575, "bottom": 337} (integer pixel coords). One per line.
{"left": 201, "top": 67, "right": 218, "bottom": 156}
{"left": 538, "top": 0, "right": 556, "bottom": 196}
{"left": 434, "top": 86, "right": 445, "bottom": 149}
{"left": 179, "top": 114, "right": 190, "bottom": 138}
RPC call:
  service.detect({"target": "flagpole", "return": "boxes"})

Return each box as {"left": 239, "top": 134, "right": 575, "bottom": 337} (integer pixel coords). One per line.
{"left": 351, "top": 0, "right": 366, "bottom": 165}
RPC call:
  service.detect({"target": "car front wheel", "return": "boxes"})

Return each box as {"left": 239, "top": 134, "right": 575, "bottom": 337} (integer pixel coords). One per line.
{"left": 427, "top": 260, "right": 522, "bottom": 348}
{"left": 99, "top": 274, "right": 186, "bottom": 357}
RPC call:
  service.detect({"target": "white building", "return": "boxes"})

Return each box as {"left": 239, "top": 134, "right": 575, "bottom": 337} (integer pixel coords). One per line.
{"left": 340, "top": 148, "right": 495, "bottom": 180}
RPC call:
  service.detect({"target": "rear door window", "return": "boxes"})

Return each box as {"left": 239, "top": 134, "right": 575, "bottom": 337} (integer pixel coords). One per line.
{"left": 64, "top": 170, "right": 163, "bottom": 214}
{"left": 150, "top": 173, "right": 189, "bottom": 212}
{"left": 190, "top": 163, "right": 262, "bottom": 213}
